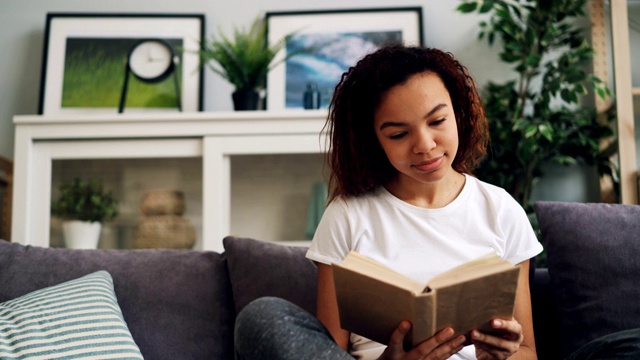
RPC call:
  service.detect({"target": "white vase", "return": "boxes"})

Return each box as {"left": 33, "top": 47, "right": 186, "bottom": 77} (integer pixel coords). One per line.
{"left": 62, "top": 220, "right": 102, "bottom": 249}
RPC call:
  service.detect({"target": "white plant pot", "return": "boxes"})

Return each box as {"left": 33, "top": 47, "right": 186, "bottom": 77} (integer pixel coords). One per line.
{"left": 62, "top": 220, "right": 102, "bottom": 249}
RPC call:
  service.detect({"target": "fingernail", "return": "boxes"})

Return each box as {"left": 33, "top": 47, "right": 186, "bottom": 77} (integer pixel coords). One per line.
{"left": 472, "top": 330, "right": 481, "bottom": 339}
{"left": 493, "top": 319, "right": 502, "bottom": 327}
{"left": 444, "top": 328, "right": 454, "bottom": 337}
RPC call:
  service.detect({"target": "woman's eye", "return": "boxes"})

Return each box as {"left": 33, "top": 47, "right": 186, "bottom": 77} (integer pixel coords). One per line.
{"left": 431, "top": 118, "right": 446, "bottom": 126}
{"left": 389, "top": 132, "right": 407, "bottom": 140}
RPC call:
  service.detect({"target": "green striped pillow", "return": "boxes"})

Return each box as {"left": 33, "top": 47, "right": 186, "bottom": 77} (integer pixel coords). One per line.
{"left": 0, "top": 271, "right": 143, "bottom": 359}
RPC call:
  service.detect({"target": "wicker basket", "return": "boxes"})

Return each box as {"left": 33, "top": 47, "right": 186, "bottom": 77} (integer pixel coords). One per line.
{"left": 133, "top": 215, "right": 195, "bottom": 249}
{"left": 140, "top": 189, "right": 185, "bottom": 216}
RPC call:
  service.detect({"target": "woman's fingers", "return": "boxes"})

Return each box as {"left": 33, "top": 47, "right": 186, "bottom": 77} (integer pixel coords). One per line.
{"left": 471, "top": 319, "right": 524, "bottom": 359}
{"left": 382, "top": 323, "right": 465, "bottom": 360}
{"left": 387, "top": 321, "right": 412, "bottom": 350}
{"left": 410, "top": 327, "right": 466, "bottom": 360}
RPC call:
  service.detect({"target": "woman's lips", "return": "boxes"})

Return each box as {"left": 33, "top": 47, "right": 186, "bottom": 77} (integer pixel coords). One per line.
{"left": 413, "top": 156, "right": 444, "bottom": 172}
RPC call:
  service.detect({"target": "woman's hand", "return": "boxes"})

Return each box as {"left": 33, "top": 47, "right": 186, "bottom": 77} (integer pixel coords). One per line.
{"left": 471, "top": 318, "right": 524, "bottom": 360}
{"left": 378, "top": 321, "right": 466, "bottom": 360}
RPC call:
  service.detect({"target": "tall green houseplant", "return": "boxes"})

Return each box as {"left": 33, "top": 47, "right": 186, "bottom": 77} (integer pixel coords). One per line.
{"left": 457, "top": 0, "right": 616, "bottom": 209}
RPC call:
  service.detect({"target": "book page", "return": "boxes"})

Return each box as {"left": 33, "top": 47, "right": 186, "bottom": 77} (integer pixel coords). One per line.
{"left": 426, "top": 252, "right": 515, "bottom": 290}
{"left": 337, "top": 251, "right": 425, "bottom": 294}
{"left": 433, "top": 267, "right": 520, "bottom": 338}
{"left": 332, "top": 260, "right": 426, "bottom": 346}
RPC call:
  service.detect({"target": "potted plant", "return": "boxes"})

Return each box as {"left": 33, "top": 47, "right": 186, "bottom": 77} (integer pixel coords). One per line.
{"left": 457, "top": 0, "right": 616, "bottom": 210}
{"left": 51, "top": 178, "right": 118, "bottom": 249}
{"left": 198, "top": 16, "right": 306, "bottom": 110}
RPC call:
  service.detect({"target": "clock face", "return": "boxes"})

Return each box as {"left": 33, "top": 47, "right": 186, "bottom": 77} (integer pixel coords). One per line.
{"left": 128, "top": 40, "right": 174, "bottom": 80}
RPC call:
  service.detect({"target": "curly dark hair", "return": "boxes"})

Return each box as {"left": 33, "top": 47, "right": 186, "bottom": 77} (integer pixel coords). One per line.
{"left": 325, "top": 45, "right": 489, "bottom": 201}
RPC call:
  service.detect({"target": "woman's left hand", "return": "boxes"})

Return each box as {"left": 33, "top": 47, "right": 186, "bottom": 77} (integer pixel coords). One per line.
{"left": 471, "top": 318, "right": 524, "bottom": 360}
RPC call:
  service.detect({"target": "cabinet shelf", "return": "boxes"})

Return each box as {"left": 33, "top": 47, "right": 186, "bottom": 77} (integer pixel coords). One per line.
{"left": 12, "top": 110, "right": 328, "bottom": 251}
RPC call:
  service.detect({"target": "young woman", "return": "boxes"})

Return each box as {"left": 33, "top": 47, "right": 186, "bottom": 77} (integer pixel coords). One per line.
{"left": 234, "top": 45, "right": 543, "bottom": 360}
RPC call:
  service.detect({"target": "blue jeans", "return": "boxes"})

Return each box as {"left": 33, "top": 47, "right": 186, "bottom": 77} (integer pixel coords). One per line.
{"left": 234, "top": 297, "right": 640, "bottom": 360}
{"left": 234, "top": 297, "right": 353, "bottom": 360}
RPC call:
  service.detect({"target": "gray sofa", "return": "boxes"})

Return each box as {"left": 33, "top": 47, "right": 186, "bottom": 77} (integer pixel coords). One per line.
{"left": 1, "top": 201, "right": 639, "bottom": 359}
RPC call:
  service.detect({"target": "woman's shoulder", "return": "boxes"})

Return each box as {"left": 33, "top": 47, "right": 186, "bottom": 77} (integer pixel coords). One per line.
{"left": 466, "top": 174, "right": 506, "bottom": 193}
{"left": 329, "top": 188, "right": 388, "bottom": 208}
{"left": 466, "top": 175, "right": 515, "bottom": 200}
{"left": 464, "top": 175, "right": 524, "bottom": 212}
{"left": 321, "top": 189, "right": 394, "bottom": 225}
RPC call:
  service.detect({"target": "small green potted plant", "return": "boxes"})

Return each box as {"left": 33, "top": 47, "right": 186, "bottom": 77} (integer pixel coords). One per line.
{"left": 198, "top": 16, "right": 306, "bottom": 110}
{"left": 51, "top": 178, "right": 118, "bottom": 249}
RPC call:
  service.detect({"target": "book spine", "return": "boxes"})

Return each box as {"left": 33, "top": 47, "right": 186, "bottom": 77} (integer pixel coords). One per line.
{"left": 410, "top": 293, "right": 435, "bottom": 347}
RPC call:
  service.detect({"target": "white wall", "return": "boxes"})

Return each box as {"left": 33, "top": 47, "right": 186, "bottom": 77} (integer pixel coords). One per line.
{"left": 0, "top": 0, "right": 507, "bottom": 160}
{"left": 1, "top": 0, "right": 638, "bottom": 205}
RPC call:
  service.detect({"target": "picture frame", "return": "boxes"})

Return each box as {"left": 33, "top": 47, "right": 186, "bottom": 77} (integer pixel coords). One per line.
{"left": 38, "top": 13, "right": 204, "bottom": 115}
{"left": 266, "top": 7, "right": 423, "bottom": 111}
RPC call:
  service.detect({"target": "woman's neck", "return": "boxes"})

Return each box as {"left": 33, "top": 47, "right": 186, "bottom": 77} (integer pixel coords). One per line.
{"left": 385, "top": 171, "right": 466, "bottom": 209}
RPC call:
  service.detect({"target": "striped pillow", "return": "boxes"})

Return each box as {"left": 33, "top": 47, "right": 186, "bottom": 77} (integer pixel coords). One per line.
{"left": 0, "top": 271, "right": 143, "bottom": 359}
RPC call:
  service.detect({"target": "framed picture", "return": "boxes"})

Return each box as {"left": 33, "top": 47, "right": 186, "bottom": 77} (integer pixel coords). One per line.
{"left": 266, "top": 7, "right": 423, "bottom": 111}
{"left": 38, "top": 13, "right": 204, "bottom": 115}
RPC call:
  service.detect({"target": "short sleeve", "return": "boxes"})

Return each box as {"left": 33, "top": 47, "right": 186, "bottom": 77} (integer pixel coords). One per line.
{"left": 498, "top": 192, "right": 543, "bottom": 265}
{"left": 305, "top": 199, "right": 352, "bottom": 265}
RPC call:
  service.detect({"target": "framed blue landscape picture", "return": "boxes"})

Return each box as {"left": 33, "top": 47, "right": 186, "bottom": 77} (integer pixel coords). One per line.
{"left": 266, "top": 8, "right": 423, "bottom": 111}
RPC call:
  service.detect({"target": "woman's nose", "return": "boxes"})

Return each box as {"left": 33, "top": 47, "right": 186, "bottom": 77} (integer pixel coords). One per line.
{"left": 412, "top": 130, "right": 436, "bottom": 154}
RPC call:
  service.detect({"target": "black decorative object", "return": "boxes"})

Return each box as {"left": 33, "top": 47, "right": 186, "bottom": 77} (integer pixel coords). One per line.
{"left": 303, "top": 83, "right": 321, "bottom": 109}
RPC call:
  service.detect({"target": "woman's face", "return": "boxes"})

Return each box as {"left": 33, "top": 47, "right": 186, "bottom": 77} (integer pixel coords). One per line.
{"left": 373, "top": 71, "right": 459, "bottom": 187}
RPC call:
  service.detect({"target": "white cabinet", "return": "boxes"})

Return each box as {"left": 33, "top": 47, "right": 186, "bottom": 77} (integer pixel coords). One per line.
{"left": 12, "top": 110, "right": 328, "bottom": 252}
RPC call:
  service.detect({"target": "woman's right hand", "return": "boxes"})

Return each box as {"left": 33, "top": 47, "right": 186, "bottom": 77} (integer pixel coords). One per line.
{"left": 378, "top": 321, "right": 466, "bottom": 360}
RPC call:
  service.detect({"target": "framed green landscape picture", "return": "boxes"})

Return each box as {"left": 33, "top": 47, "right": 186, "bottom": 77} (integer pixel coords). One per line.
{"left": 38, "top": 13, "right": 204, "bottom": 115}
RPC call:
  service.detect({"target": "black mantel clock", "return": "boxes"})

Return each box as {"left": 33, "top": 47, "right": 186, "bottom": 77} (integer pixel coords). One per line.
{"left": 118, "top": 39, "right": 182, "bottom": 113}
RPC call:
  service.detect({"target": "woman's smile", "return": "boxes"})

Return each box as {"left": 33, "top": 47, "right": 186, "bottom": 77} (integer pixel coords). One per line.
{"left": 412, "top": 156, "right": 444, "bottom": 172}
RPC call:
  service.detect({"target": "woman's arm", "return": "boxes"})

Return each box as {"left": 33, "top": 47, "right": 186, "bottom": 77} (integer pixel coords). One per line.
{"left": 316, "top": 263, "right": 350, "bottom": 350}
{"left": 510, "top": 259, "right": 537, "bottom": 359}
{"left": 471, "top": 259, "right": 538, "bottom": 359}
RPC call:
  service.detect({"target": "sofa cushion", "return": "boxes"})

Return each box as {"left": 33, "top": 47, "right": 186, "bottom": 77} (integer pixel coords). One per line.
{"left": 223, "top": 236, "right": 317, "bottom": 315}
{"left": 0, "top": 240, "right": 235, "bottom": 360}
{"left": 534, "top": 201, "right": 640, "bottom": 358}
{"left": 0, "top": 271, "right": 143, "bottom": 359}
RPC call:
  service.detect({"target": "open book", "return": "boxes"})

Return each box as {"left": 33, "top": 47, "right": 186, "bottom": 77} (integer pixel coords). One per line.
{"left": 331, "top": 251, "right": 521, "bottom": 348}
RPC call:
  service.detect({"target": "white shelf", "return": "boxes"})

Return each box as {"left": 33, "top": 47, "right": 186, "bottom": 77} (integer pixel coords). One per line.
{"left": 12, "top": 110, "right": 328, "bottom": 252}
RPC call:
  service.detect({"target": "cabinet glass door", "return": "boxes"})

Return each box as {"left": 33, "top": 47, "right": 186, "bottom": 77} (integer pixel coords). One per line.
{"left": 50, "top": 157, "right": 202, "bottom": 249}
{"left": 229, "top": 153, "right": 325, "bottom": 244}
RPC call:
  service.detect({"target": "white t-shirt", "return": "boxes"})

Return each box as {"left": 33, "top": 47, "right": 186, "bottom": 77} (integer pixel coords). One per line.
{"left": 306, "top": 174, "right": 543, "bottom": 360}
